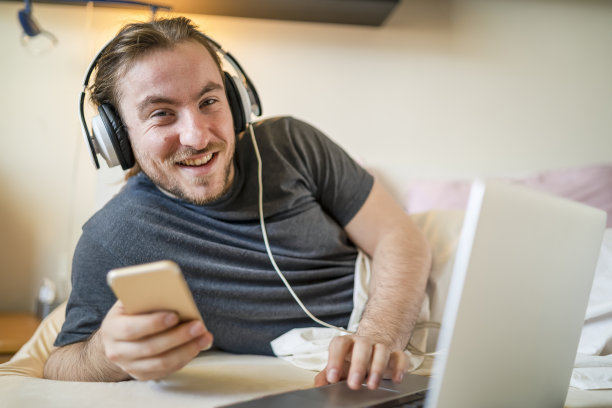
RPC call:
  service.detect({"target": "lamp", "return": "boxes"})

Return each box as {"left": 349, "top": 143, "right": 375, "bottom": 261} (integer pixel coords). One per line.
{"left": 18, "top": 0, "right": 58, "bottom": 49}
{"left": 17, "top": 0, "right": 172, "bottom": 50}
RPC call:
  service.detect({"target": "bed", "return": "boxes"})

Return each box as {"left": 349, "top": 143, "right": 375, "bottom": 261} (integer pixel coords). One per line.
{"left": 1, "top": 164, "right": 611, "bottom": 407}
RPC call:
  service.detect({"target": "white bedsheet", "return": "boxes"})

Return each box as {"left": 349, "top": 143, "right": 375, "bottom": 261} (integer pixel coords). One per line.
{"left": 0, "top": 352, "right": 315, "bottom": 408}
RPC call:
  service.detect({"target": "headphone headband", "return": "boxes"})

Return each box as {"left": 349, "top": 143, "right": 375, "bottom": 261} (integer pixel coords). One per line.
{"left": 79, "top": 30, "right": 262, "bottom": 170}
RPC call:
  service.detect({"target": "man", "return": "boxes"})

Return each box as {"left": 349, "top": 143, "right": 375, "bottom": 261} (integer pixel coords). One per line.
{"left": 43, "top": 17, "right": 431, "bottom": 391}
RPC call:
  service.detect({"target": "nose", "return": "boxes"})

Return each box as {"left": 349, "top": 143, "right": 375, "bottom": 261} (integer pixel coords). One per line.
{"left": 178, "top": 109, "right": 210, "bottom": 150}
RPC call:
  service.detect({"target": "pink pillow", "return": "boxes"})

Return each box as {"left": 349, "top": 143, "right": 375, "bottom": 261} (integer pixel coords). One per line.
{"left": 403, "top": 164, "right": 612, "bottom": 227}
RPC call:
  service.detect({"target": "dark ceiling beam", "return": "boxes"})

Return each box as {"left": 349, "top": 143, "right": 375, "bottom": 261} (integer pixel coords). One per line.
{"left": 2, "top": 0, "right": 400, "bottom": 26}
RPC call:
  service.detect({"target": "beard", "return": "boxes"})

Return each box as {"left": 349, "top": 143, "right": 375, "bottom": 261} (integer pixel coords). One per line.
{"left": 137, "top": 144, "right": 236, "bottom": 206}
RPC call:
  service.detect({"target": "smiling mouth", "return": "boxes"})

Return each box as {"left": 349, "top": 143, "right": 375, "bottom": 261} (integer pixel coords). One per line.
{"left": 178, "top": 153, "right": 214, "bottom": 167}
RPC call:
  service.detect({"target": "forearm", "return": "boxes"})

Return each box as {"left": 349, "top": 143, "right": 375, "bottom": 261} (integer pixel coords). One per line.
{"left": 43, "top": 332, "right": 129, "bottom": 382}
{"left": 356, "top": 221, "right": 432, "bottom": 350}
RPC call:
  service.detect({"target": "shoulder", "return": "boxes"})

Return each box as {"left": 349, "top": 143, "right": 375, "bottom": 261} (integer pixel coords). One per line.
{"left": 251, "top": 116, "right": 326, "bottom": 142}
{"left": 253, "top": 116, "right": 315, "bottom": 131}
{"left": 251, "top": 115, "right": 304, "bottom": 131}
{"left": 249, "top": 116, "right": 338, "bottom": 157}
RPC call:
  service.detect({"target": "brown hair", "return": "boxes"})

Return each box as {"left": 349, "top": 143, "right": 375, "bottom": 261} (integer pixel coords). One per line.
{"left": 89, "top": 17, "right": 223, "bottom": 178}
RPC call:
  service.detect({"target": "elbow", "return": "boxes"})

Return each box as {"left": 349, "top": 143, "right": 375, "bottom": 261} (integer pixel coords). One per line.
{"left": 42, "top": 349, "right": 59, "bottom": 380}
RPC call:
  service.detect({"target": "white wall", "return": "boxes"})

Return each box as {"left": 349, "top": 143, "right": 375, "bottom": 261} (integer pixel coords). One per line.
{"left": 1, "top": 0, "right": 611, "bottom": 312}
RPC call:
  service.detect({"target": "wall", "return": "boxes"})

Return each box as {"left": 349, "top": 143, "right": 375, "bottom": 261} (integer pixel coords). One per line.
{"left": 0, "top": 0, "right": 611, "bottom": 312}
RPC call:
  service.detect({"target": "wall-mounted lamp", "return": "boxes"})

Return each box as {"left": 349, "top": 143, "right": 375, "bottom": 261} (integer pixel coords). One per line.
{"left": 17, "top": 0, "right": 172, "bottom": 52}
{"left": 18, "top": 0, "right": 58, "bottom": 50}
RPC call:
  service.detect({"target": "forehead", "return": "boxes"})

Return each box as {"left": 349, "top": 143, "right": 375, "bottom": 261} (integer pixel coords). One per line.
{"left": 117, "top": 41, "right": 223, "bottom": 105}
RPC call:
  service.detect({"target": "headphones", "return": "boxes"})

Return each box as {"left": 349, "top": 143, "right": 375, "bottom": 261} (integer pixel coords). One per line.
{"left": 79, "top": 32, "right": 262, "bottom": 170}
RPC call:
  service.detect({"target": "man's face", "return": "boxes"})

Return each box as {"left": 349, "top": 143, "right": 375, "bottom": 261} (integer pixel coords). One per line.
{"left": 117, "top": 40, "right": 236, "bottom": 205}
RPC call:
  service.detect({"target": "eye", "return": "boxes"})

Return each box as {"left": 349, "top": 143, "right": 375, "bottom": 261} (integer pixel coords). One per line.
{"left": 151, "top": 109, "right": 170, "bottom": 118}
{"left": 147, "top": 109, "right": 175, "bottom": 125}
{"left": 200, "top": 98, "right": 218, "bottom": 108}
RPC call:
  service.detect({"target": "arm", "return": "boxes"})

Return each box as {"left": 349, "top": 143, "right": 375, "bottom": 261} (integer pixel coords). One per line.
{"left": 315, "top": 178, "right": 432, "bottom": 390}
{"left": 44, "top": 301, "right": 212, "bottom": 381}
{"left": 44, "top": 330, "right": 130, "bottom": 382}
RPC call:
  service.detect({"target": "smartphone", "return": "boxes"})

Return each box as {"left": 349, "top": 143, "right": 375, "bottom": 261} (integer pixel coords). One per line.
{"left": 107, "top": 260, "right": 204, "bottom": 323}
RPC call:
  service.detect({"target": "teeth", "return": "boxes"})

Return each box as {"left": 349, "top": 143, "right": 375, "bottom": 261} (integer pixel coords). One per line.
{"left": 180, "top": 153, "right": 213, "bottom": 166}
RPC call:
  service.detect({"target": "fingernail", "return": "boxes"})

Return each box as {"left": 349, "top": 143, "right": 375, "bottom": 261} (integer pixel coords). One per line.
{"left": 368, "top": 373, "right": 380, "bottom": 389}
{"left": 349, "top": 372, "right": 362, "bottom": 388}
{"left": 327, "top": 369, "right": 338, "bottom": 383}
{"left": 198, "top": 336, "right": 211, "bottom": 350}
{"left": 164, "top": 313, "right": 178, "bottom": 327}
{"left": 396, "top": 371, "right": 404, "bottom": 383}
{"left": 190, "top": 322, "right": 205, "bottom": 336}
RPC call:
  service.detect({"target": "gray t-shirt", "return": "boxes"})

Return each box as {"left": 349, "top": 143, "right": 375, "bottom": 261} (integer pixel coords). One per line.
{"left": 55, "top": 116, "right": 374, "bottom": 355}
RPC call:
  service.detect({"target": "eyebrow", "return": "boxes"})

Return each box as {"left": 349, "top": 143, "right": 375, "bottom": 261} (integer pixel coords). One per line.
{"left": 136, "top": 82, "right": 224, "bottom": 114}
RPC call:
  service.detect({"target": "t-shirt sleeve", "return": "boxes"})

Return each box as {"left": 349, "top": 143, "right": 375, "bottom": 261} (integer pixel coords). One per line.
{"left": 284, "top": 117, "right": 374, "bottom": 227}
{"left": 54, "top": 232, "right": 120, "bottom": 347}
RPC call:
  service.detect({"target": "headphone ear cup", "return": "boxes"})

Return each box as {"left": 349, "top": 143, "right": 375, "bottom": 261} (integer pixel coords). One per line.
{"left": 224, "top": 72, "right": 246, "bottom": 134}
{"left": 97, "top": 103, "right": 134, "bottom": 170}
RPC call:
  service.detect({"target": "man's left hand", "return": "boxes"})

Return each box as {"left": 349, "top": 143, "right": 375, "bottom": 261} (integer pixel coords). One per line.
{"left": 314, "top": 334, "right": 407, "bottom": 390}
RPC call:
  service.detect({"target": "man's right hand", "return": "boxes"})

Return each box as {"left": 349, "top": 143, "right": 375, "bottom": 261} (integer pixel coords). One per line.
{"left": 96, "top": 300, "right": 213, "bottom": 381}
{"left": 44, "top": 300, "right": 213, "bottom": 382}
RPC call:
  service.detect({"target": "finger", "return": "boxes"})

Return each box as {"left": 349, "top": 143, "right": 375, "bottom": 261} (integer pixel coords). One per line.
{"left": 121, "top": 335, "right": 206, "bottom": 381}
{"left": 315, "top": 362, "right": 351, "bottom": 387}
{"left": 366, "top": 343, "right": 391, "bottom": 390}
{"left": 314, "top": 370, "right": 329, "bottom": 387}
{"left": 108, "top": 320, "right": 211, "bottom": 362}
{"left": 346, "top": 339, "right": 373, "bottom": 390}
{"left": 325, "top": 336, "right": 353, "bottom": 384}
{"left": 107, "top": 309, "right": 181, "bottom": 342}
{"left": 387, "top": 351, "right": 408, "bottom": 384}
{"left": 101, "top": 300, "right": 128, "bottom": 332}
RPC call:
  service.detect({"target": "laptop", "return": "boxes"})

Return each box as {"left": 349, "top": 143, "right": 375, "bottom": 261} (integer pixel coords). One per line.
{"left": 222, "top": 180, "right": 607, "bottom": 408}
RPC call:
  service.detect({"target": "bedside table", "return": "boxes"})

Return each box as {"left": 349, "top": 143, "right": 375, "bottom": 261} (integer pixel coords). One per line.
{"left": 0, "top": 313, "right": 41, "bottom": 363}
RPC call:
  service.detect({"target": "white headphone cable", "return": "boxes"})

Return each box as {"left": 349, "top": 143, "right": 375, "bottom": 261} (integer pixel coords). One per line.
{"left": 248, "top": 123, "right": 353, "bottom": 335}
{"left": 247, "top": 122, "right": 439, "bottom": 355}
